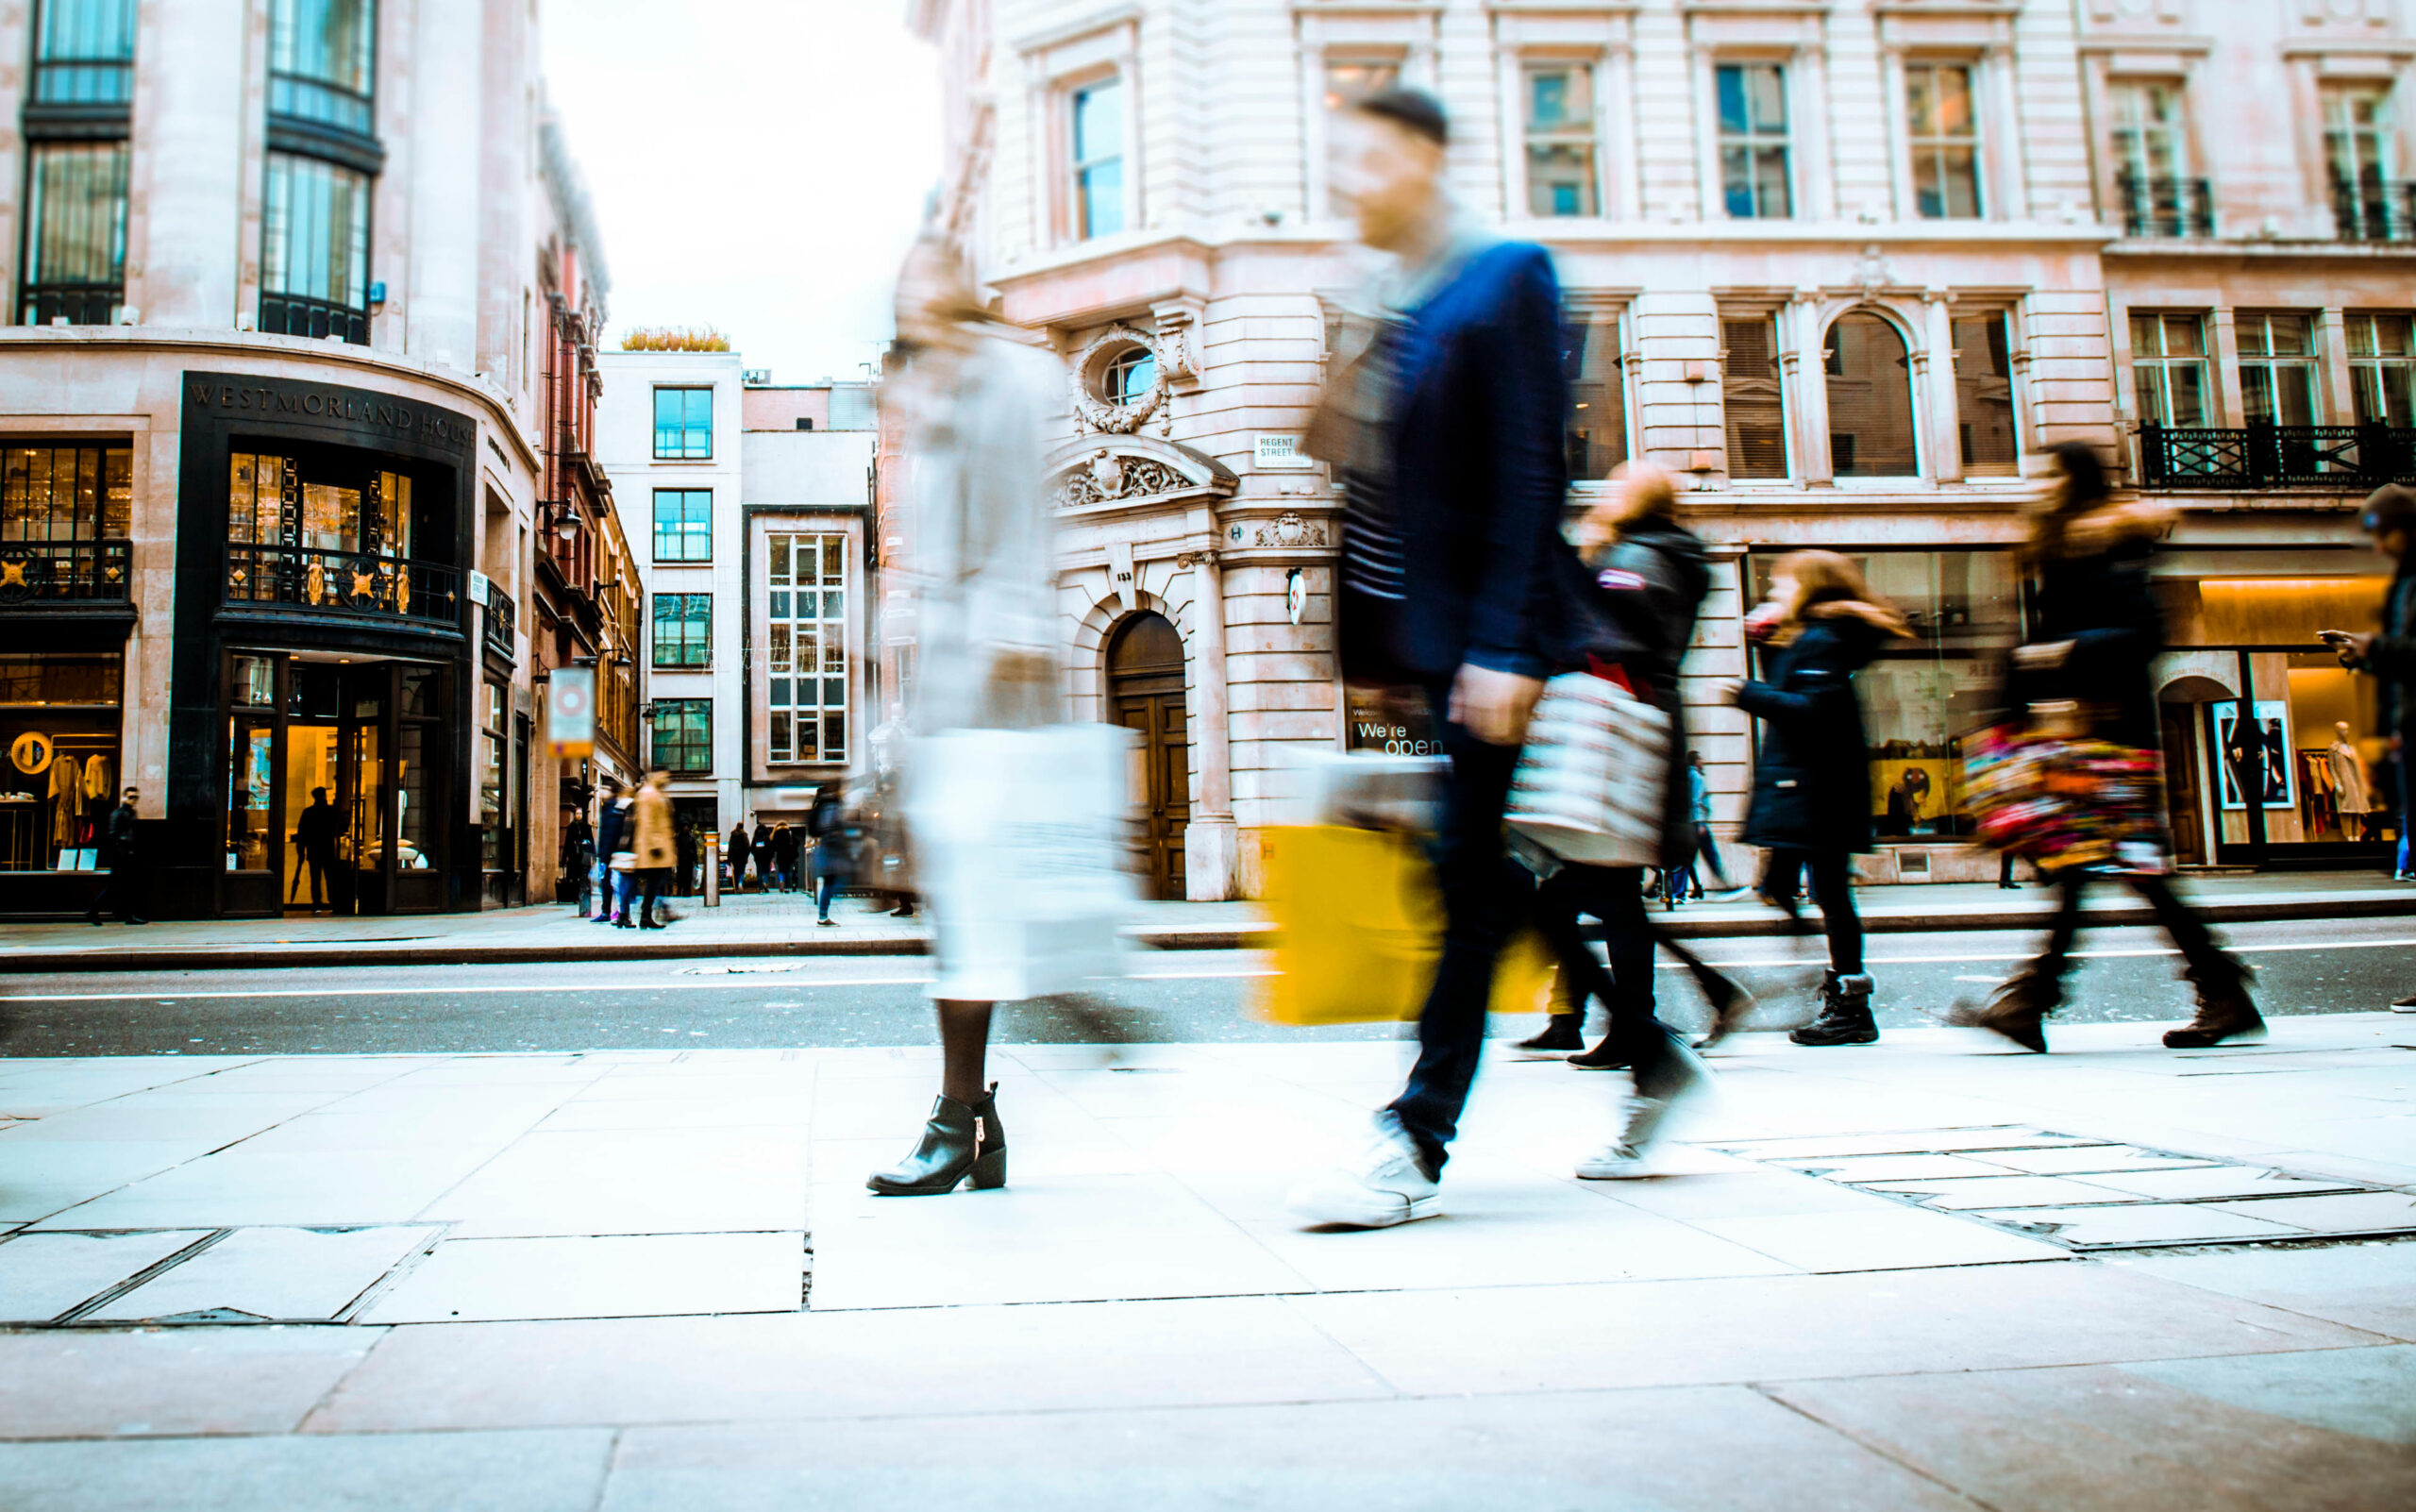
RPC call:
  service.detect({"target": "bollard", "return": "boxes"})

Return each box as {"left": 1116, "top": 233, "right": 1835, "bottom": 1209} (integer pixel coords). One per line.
{"left": 703, "top": 836, "right": 720, "bottom": 907}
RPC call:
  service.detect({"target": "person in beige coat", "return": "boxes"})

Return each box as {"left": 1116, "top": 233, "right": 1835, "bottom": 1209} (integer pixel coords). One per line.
{"left": 630, "top": 770, "right": 678, "bottom": 930}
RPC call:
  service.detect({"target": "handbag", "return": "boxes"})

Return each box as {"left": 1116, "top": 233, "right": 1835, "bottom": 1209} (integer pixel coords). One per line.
{"left": 607, "top": 851, "right": 638, "bottom": 873}
{"left": 1504, "top": 669, "right": 1671, "bottom": 865}
{"left": 1965, "top": 710, "right": 2169, "bottom": 874}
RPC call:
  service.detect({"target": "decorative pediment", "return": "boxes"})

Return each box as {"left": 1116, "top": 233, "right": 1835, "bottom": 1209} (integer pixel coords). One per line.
{"left": 1045, "top": 435, "right": 1238, "bottom": 511}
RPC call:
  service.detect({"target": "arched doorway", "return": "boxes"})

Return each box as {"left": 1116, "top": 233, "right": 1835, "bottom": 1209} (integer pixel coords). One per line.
{"left": 2159, "top": 672, "right": 2240, "bottom": 867}
{"left": 1108, "top": 613, "right": 1189, "bottom": 899}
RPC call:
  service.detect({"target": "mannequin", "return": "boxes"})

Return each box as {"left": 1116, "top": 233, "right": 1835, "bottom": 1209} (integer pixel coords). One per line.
{"left": 2329, "top": 721, "right": 2374, "bottom": 841}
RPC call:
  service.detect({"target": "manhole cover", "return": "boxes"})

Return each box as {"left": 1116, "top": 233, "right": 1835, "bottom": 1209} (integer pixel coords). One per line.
{"left": 1713, "top": 1125, "right": 2416, "bottom": 1252}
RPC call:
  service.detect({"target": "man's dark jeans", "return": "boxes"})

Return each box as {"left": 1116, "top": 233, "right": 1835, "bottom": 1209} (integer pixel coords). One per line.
{"left": 90, "top": 863, "right": 143, "bottom": 921}
{"left": 1384, "top": 687, "right": 1532, "bottom": 1174}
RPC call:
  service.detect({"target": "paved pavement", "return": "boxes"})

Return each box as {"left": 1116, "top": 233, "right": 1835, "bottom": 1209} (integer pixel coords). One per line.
{"left": 7, "top": 870, "right": 2414, "bottom": 974}
{"left": 2, "top": 1013, "right": 2411, "bottom": 1508}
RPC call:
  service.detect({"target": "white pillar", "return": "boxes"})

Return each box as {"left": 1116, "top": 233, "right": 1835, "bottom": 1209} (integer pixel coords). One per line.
{"left": 133, "top": 0, "right": 248, "bottom": 326}
{"left": 406, "top": 0, "right": 483, "bottom": 372}
{"left": 1924, "top": 291, "right": 1963, "bottom": 483}
{"left": 1183, "top": 548, "right": 1236, "bottom": 900}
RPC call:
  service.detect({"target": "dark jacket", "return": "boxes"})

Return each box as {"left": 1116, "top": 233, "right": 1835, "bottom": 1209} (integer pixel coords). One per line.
{"left": 2357, "top": 565, "right": 2416, "bottom": 750}
{"left": 597, "top": 798, "right": 631, "bottom": 860}
{"left": 770, "top": 826, "right": 800, "bottom": 870}
{"left": 294, "top": 799, "right": 341, "bottom": 860}
{"left": 808, "top": 796, "right": 853, "bottom": 878}
{"left": 562, "top": 816, "right": 594, "bottom": 870}
{"left": 1384, "top": 241, "right": 1577, "bottom": 681}
{"left": 1738, "top": 610, "right": 1891, "bottom": 853}
{"left": 727, "top": 824, "right": 749, "bottom": 867}
{"left": 2012, "top": 501, "right": 2171, "bottom": 750}
{"left": 1560, "top": 519, "right": 1711, "bottom": 866}
{"left": 97, "top": 801, "right": 138, "bottom": 868}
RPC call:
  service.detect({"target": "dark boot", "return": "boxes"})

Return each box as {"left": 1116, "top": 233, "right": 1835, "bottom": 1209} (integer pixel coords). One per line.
{"left": 1946, "top": 968, "right": 2059, "bottom": 1053}
{"left": 866, "top": 1084, "right": 1007, "bottom": 1196}
{"left": 1691, "top": 971, "right": 1758, "bottom": 1050}
{"left": 1515, "top": 1015, "right": 1585, "bottom": 1054}
{"left": 2163, "top": 966, "right": 2264, "bottom": 1049}
{"left": 1566, "top": 1036, "right": 1631, "bottom": 1070}
{"left": 1790, "top": 972, "right": 1879, "bottom": 1046}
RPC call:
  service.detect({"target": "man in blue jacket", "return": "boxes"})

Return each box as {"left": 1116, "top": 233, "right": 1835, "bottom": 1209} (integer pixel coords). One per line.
{"left": 1291, "top": 89, "right": 1577, "bottom": 1227}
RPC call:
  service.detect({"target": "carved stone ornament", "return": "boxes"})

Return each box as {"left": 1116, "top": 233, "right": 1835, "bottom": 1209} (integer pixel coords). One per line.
{"left": 1070, "top": 324, "right": 1168, "bottom": 435}
{"left": 1252, "top": 512, "right": 1326, "bottom": 548}
{"left": 1853, "top": 244, "right": 1897, "bottom": 299}
{"left": 1053, "top": 446, "right": 1187, "bottom": 509}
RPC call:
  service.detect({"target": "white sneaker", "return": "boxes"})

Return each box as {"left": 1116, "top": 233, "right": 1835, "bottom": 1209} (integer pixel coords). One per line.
{"left": 1576, "top": 1036, "right": 1712, "bottom": 1180}
{"left": 2391, "top": 995, "right": 2416, "bottom": 1014}
{"left": 1287, "top": 1117, "right": 1441, "bottom": 1228}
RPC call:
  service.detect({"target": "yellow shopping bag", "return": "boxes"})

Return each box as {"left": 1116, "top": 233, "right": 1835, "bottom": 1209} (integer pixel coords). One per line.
{"left": 1254, "top": 824, "right": 1556, "bottom": 1025}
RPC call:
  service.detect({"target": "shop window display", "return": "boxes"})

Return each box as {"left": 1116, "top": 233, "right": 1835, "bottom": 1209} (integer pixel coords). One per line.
{"left": 0, "top": 653, "right": 122, "bottom": 872}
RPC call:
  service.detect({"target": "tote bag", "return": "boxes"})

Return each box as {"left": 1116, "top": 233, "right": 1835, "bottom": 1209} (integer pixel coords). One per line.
{"left": 1504, "top": 671, "right": 1671, "bottom": 866}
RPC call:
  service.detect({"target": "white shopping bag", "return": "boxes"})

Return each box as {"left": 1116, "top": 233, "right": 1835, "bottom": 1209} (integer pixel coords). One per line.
{"left": 1504, "top": 671, "right": 1670, "bottom": 865}
{"left": 903, "top": 723, "right": 1138, "bottom": 1002}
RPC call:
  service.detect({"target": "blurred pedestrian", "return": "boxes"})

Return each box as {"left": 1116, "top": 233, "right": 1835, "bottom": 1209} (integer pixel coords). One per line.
{"left": 726, "top": 817, "right": 750, "bottom": 891}
{"left": 599, "top": 779, "right": 635, "bottom": 927}
{"left": 84, "top": 786, "right": 147, "bottom": 926}
{"left": 632, "top": 770, "right": 677, "bottom": 929}
{"left": 563, "top": 809, "right": 596, "bottom": 916}
{"left": 809, "top": 789, "right": 852, "bottom": 925}
{"left": 1957, "top": 442, "right": 2258, "bottom": 1050}
{"left": 865, "top": 233, "right": 1078, "bottom": 1198}
{"left": 290, "top": 786, "right": 339, "bottom": 911}
{"left": 751, "top": 820, "right": 773, "bottom": 898}
{"left": 2324, "top": 482, "right": 2416, "bottom": 1008}
{"left": 1285, "top": 88, "right": 1575, "bottom": 1228}
{"left": 1724, "top": 550, "right": 1912, "bottom": 1047}
{"left": 675, "top": 815, "right": 698, "bottom": 898}
{"left": 771, "top": 821, "right": 801, "bottom": 894}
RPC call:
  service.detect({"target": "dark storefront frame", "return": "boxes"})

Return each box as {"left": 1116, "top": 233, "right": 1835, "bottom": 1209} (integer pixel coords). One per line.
{"left": 166, "top": 370, "right": 480, "bottom": 917}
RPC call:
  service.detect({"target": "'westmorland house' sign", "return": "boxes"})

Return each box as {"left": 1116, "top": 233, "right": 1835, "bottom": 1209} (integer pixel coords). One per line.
{"left": 183, "top": 375, "right": 478, "bottom": 455}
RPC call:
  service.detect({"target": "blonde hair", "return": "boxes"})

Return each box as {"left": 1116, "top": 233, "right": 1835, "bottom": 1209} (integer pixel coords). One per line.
{"left": 1770, "top": 549, "right": 1913, "bottom": 640}
{"left": 1574, "top": 462, "right": 1678, "bottom": 558}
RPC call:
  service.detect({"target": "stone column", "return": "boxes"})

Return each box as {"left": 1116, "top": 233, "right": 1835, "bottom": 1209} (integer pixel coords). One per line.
{"left": 1182, "top": 548, "right": 1236, "bottom": 900}
{"left": 1787, "top": 292, "right": 1833, "bottom": 486}
{"left": 1924, "top": 290, "right": 1964, "bottom": 483}
{"left": 407, "top": 0, "right": 483, "bottom": 373}
{"left": 133, "top": 0, "right": 248, "bottom": 326}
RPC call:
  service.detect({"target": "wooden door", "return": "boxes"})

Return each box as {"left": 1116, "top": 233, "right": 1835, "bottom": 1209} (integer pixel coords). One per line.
{"left": 2160, "top": 704, "right": 2206, "bottom": 866}
{"left": 1108, "top": 613, "right": 1190, "bottom": 900}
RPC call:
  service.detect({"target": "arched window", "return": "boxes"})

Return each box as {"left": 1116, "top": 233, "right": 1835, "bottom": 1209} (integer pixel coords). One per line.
{"left": 1824, "top": 312, "right": 1920, "bottom": 479}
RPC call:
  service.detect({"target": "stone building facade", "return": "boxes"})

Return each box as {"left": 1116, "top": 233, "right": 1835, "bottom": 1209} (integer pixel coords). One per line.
{"left": 0, "top": 0, "right": 614, "bottom": 917}
{"left": 908, "top": 0, "right": 2416, "bottom": 897}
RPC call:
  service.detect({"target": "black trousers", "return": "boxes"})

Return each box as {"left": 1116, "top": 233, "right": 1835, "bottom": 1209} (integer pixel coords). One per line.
{"left": 90, "top": 863, "right": 143, "bottom": 920}
{"left": 2024, "top": 870, "right": 2240, "bottom": 1002}
{"left": 1761, "top": 847, "right": 1864, "bottom": 975}
{"left": 1531, "top": 865, "right": 1693, "bottom": 1096}
{"left": 1384, "top": 686, "right": 1530, "bottom": 1172}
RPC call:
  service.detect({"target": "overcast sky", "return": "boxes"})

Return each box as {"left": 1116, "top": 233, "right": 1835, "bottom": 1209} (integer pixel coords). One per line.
{"left": 542, "top": 0, "right": 941, "bottom": 383}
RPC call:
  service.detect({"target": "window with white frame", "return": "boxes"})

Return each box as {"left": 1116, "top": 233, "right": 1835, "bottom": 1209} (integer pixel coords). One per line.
{"left": 1319, "top": 58, "right": 1401, "bottom": 216}
{"left": 2348, "top": 312, "right": 2415, "bottom": 427}
{"left": 2326, "top": 84, "right": 2399, "bottom": 240}
{"left": 2109, "top": 78, "right": 2190, "bottom": 186}
{"left": 1952, "top": 312, "right": 2020, "bottom": 477}
{"left": 1562, "top": 311, "right": 1627, "bottom": 479}
{"left": 1720, "top": 312, "right": 1788, "bottom": 479}
{"left": 1825, "top": 312, "right": 1920, "bottom": 479}
{"left": 766, "top": 531, "right": 847, "bottom": 764}
{"left": 1717, "top": 63, "right": 1791, "bottom": 219}
{"left": 2235, "top": 311, "right": 2320, "bottom": 428}
{"left": 1069, "top": 76, "right": 1126, "bottom": 241}
{"left": 1523, "top": 63, "right": 1599, "bottom": 217}
{"left": 1904, "top": 62, "right": 1981, "bottom": 219}
{"left": 2130, "top": 312, "right": 2213, "bottom": 428}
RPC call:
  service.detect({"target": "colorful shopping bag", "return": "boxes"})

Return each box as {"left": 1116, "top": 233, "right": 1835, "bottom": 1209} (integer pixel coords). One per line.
{"left": 1254, "top": 823, "right": 1556, "bottom": 1025}
{"left": 1965, "top": 723, "right": 2170, "bottom": 874}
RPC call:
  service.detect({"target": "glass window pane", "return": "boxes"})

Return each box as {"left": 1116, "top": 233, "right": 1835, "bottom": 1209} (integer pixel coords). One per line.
{"left": 2169, "top": 361, "right": 2210, "bottom": 428}
{"left": 1721, "top": 315, "right": 1788, "bottom": 479}
{"left": 1826, "top": 312, "right": 1920, "bottom": 478}
{"left": 2164, "top": 314, "right": 2206, "bottom": 357}
{"left": 1953, "top": 315, "right": 2019, "bottom": 477}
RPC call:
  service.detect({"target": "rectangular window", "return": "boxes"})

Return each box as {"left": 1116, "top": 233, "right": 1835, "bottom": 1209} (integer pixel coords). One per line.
{"left": 19, "top": 141, "right": 128, "bottom": 327}
{"left": 269, "top": 0, "right": 376, "bottom": 133}
{"left": 1071, "top": 76, "right": 1126, "bottom": 241}
{"left": 260, "top": 152, "right": 372, "bottom": 343}
{"left": 1561, "top": 313, "right": 1627, "bottom": 480}
{"left": 2, "top": 441, "right": 131, "bottom": 599}
{"left": 1721, "top": 313, "right": 1788, "bottom": 479}
{"left": 650, "top": 489, "right": 712, "bottom": 563}
{"left": 1952, "top": 313, "right": 2019, "bottom": 477}
{"left": 1717, "top": 63, "right": 1791, "bottom": 220}
{"left": 479, "top": 679, "right": 506, "bottom": 868}
{"left": 2348, "top": 311, "right": 2416, "bottom": 427}
{"left": 2327, "top": 85, "right": 2402, "bottom": 241}
{"left": 1905, "top": 62, "right": 1982, "bottom": 219}
{"left": 651, "top": 697, "right": 712, "bottom": 776}
{"left": 2235, "top": 311, "right": 2319, "bottom": 428}
{"left": 2110, "top": 79, "right": 2189, "bottom": 184}
{"left": 1322, "top": 59, "right": 1400, "bottom": 215}
{"left": 1524, "top": 64, "right": 1599, "bottom": 217}
{"left": 2130, "top": 312, "right": 2212, "bottom": 428}
{"left": 765, "top": 531, "right": 848, "bottom": 764}
{"left": 652, "top": 387, "right": 713, "bottom": 460}
{"left": 30, "top": 0, "right": 136, "bottom": 106}
{"left": 651, "top": 592, "right": 712, "bottom": 669}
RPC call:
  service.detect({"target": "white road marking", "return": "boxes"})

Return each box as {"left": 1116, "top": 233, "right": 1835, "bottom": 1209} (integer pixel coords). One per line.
{"left": 3, "top": 936, "right": 2405, "bottom": 1002}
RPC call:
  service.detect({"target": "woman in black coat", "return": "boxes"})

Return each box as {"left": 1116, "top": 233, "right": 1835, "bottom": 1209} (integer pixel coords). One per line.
{"left": 1955, "top": 441, "right": 2258, "bottom": 1051}
{"left": 1729, "top": 550, "right": 1910, "bottom": 1046}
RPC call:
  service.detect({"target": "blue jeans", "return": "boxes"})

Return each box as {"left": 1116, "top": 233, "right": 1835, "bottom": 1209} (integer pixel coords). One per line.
{"left": 1383, "top": 685, "right": 1531, "bottom": 1174}
{"left": 816, "top": 872, "right": 839, "bottom": 920}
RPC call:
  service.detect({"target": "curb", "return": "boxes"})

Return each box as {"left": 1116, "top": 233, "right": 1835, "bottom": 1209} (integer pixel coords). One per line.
{"left": 3, "top": 894, "right": 2409, "bottom": 974}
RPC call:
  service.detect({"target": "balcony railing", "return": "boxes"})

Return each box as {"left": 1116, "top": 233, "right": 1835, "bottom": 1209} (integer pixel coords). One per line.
{"left": 225, "top": 543, "right": 459, "bottom": 628}
{"left": 19, "top": 282, "right": 123, "bottom": 328}
{"left": 2117, "top": 173, "right": 2215, "bottom": 239}
{"left": 2139, "top": 423, "right": 2416, "bottom": 490}
{"left": 2333, "top": 179, "right": 2416, "bottom": 244}
{"left": 483, "top": 584, "right": 517, "bottom": 662}
{"left": 259, "top": 293, "right": 370, "bottom": 345}
{"left": 0, "top": 539, "right": 129, "bottom": 603}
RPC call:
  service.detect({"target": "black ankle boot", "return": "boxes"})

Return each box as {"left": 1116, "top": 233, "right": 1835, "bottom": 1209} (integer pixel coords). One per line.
{"left": 1790, "top": 972, "right": 1879, "bottom": 1046}
{"left": 866, "top": 1083, "right": 1007, "bottom": 1196}
{"left": 1515, "top": 1015, "right": 1585, "bottom": 1053}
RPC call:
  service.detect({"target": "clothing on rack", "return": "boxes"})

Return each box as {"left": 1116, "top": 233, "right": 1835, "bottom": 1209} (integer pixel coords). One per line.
{"left": 2296, "top": 748, "right": 2339, "bottom": 838}
{"left": 47, "top": 752, "right": 81, "bottom": 852}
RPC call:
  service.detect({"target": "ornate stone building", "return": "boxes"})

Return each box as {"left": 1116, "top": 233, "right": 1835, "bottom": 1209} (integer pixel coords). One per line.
{"left": 907, "top": 0, "right": 2416, "bottom": 898}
